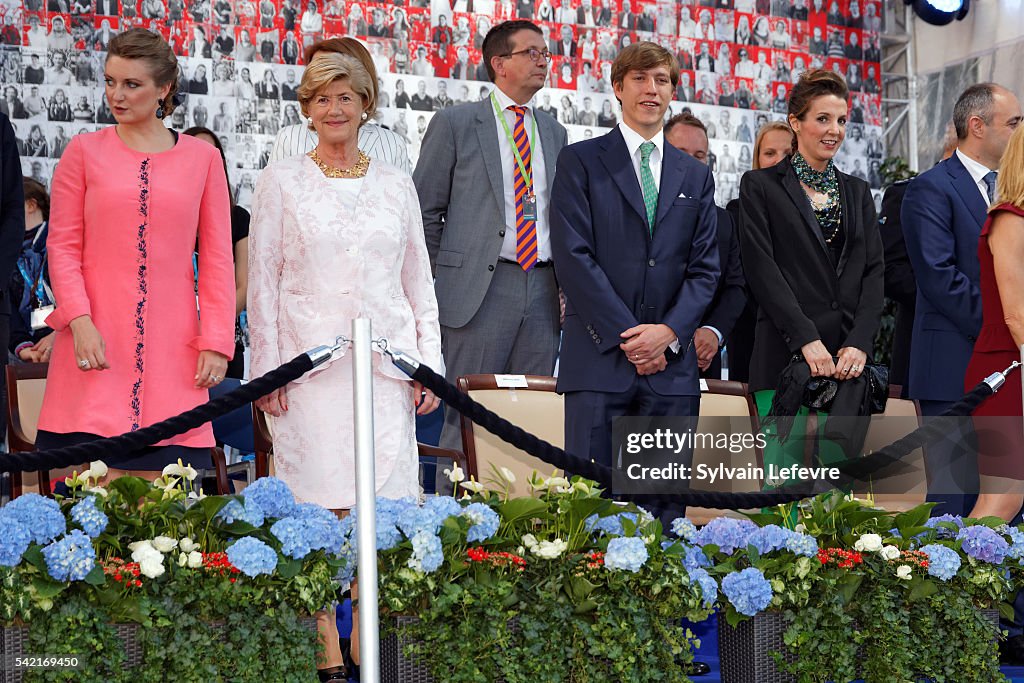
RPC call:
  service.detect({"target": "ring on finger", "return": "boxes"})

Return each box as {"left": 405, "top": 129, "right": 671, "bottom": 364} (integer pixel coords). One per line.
{"left": 78, "top": 359, "right": 90, "bottom": 369}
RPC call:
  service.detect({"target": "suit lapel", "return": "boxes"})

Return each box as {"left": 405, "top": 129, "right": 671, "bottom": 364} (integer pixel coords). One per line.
{"left": 835, "top": 171, "right": 855, "bottom": 277}
{"left": 655, "top": 145, "right": 687, "bottom": 228}
{"left": 536, "top": 111, "right": 559, "bottom": 191}
{"left": 599, "top": 127, "right": 649, "bottom": 229}
{"left": 779, "top": 160, "right": 831, "bottom": 262}
{"left": 946, "top": 155, "right": 987, "bottom": 228}
{"left": 475, "top": 100, "right": 507, "bottom": 221}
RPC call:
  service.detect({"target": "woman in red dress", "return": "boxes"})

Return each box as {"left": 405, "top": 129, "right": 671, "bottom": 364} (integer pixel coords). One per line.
{"left": 966, "top": 124, "right": 1024, "bottom": 521}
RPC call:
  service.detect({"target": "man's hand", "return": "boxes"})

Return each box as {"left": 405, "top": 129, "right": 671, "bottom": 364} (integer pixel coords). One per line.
{"left": 635, "top": 354, "right": 667, "bottom": 376}
{"left": 620, "top": 323, "right": 677, "bottom": 364}
{"left": 693, "top": 327, "right": 719, "bottom": 371}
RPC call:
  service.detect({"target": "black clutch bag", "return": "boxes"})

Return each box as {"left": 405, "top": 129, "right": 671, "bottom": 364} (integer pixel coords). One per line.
{"left": 801, "top": 359, "right": 889, "bottom": 414}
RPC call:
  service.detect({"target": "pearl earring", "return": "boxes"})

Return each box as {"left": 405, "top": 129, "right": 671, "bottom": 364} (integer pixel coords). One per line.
{"left": 361, "top": 112, "right": 368, "bottom": 120}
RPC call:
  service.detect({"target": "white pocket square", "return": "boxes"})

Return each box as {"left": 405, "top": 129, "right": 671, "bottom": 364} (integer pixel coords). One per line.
{"left": 677, "top": 192, "right": 689, "bottom": 198}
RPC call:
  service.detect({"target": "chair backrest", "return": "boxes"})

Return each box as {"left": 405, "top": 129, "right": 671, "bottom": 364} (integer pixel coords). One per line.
{"left": 686, "top": 379, "right": 764, "bottom": 525}
{"left": 209, "top": 379, "right": 255, "bottom": 452}
{"left": 5, "top": 363, "right": 49, "bottom": 497}
{"left": 854, "top": 386, "right": 926, "bottom": 511}
{"left": 458, "top": 374, "right": 564, "bottom": 497}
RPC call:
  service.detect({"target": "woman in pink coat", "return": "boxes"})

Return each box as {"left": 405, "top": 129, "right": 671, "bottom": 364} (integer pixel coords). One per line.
{"left": 37, "top": 29, "right": 235, "bottom": 475}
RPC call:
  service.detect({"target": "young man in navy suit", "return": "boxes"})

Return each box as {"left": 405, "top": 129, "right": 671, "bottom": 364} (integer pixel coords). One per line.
{"left": 902, "top": 83, "right": 1022, "bottom": 519}
{"left": 550, "top": 42, "right": 720, "bottom": 517}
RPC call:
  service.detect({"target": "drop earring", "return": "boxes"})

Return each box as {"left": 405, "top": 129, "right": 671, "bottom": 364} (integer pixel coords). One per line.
{"left": 156, "top": 100, "right": 166, "bottom": 119}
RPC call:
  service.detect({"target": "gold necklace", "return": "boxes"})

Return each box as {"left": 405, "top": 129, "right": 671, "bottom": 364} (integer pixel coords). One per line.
{"left": 308, "top": 148, "right": 370, "bottom": 178}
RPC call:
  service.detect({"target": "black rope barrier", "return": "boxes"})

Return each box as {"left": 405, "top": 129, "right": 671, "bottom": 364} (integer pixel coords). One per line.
{"left": 0, "top": 352, "right": 318, "bottom": 473}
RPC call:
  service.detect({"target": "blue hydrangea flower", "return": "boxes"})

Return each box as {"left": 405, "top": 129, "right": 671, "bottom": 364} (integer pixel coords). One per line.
{"left": 1000, "top": 525, "right": 1024, "bottom": 562}
{"left": 920, "top": 544, "right": 961, "bottom": 581}
{"left": 748, "top": 525, "right": 792, "bottom": 555}
{"left": 784, "top": 532, "right": 819, "bottom": 558}
{"left": 462, "top": 503, "right": 500, "bottom": 543}
{"left": 241, "top": 477, "right": 296, "bottom": 519}
{"left": 424, "top": 496, "right": 463, "bottom": 521}
{"left": 681, "top": 544, "right": 711, "bottom": 572}
{"left": 270, "top": 517, "right": 315, "bottom": 559}
{"left": 70, "top": 495, "right": 108, "bottom": 539}
{"left": 218, "top": 498, "right": 266, "bottom": 527}
{"left": 0, "top": 515, "right": 31, "bottom": 567}
{"left": 1, "top": 493, "right": 65, "bottom": 545}
{"left": 226, "top": 537, "right": 279, "bottom": 577}
{"left": 689, "top": 567, "right": 718, "bottom": 607}
{"left": 925, "top": 514, "right": 966, "bottom": 539}
{"left": 41, "top": 530, "right": 96, "bottom": 582}
{"left": 604, "top": 537, "right": 649, "bottom": 573}
{"left": 397, "top": 503, "right": 446, "bottom": 538}
{"left": 270, "top": 503, "right": 346, "bottom": 558}
{"left": 721, "top": 567, "right": 773, "bottom": 617}
{"left": 408, "top": 531, "right": 444, "bottom": 573}
{"left": 957, "top": 525, "right": 1009, "bottom": 564}
{"left": 671, "top": 517, "right": 698, "bottom": 541}
{"left": 693, "top": 517, "right": 758, "bottom": 555}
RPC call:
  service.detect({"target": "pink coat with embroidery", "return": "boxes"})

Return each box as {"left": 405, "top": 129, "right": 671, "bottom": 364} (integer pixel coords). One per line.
{"left": 39, "top": 128, "right": 236, "bottom": 447}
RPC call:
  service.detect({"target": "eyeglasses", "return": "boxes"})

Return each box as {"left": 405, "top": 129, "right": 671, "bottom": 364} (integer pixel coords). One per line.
{"left": 504, "top": 47, "right": 552, "bottom": 63}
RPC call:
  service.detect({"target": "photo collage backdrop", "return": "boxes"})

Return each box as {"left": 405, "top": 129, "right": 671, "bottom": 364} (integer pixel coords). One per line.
{"left": 0, "top": 0, "right": 885, "bottom": 209}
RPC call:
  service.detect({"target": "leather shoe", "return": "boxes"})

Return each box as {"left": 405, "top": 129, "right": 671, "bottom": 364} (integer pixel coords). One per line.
{"left": 686, "top": 660, "right": 711, "bottom": 676}
{"left": 1000, "top": 634, "right": 1024, "bottom": 665}
{"left": 317, "top": 666, "right": 348, "bottom": 682}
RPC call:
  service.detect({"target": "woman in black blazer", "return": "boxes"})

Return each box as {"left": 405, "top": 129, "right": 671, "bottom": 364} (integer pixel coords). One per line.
{"left": 738, "top": 69, "right": 884, "bottom": 464}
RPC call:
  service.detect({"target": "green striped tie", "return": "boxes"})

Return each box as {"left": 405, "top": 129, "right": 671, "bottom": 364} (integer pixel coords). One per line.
{"left": 639, "top": 141, "right": 657, "bottom": 235}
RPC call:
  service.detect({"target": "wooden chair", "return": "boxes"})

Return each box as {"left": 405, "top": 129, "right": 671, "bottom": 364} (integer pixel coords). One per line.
{"left": 687, "top": 379, "right": 764, "bottom": 525}
{"left": 457, "top": 374, "right": 565, "bottom": 498}
{"left": 5, "top": 363, "right": 52, "bottom": 498}
{"left": 853, "top": 384, "right": 927, "bottom": 511}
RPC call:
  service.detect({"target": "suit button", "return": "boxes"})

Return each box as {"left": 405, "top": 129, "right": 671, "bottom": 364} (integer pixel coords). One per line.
{"left": 596, "top": 337, "right": 602, "bottom": 344}
{"left": 830, "top": 301, "right": 839, "bottom": 310}
{"left": 648, "top": 259, "right": 656, "bottom": 267}
{"left": 498, "top": 230, "right": 505, "bottom": 237}
{"left": 640, "top": 304, "right": 645, "bottom": 311}
{"left": 488, "top": 265, "right": 494, "bottom": 271}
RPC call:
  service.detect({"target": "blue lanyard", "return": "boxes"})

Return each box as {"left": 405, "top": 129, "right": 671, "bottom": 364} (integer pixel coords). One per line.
{"left": 17, "top": 255, "right": 48, "bottom": 304}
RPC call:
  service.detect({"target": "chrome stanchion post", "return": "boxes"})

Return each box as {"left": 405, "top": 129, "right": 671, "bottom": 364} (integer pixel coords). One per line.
{"left": 352, "top": 318, "right": 380, "bottom": 683}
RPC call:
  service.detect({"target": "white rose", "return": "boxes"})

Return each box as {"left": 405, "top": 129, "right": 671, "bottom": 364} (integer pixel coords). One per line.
{"left": 179, "top": 538, "right": 198, "bottom": 553}
{"left": 879, "top": 545, "right": 901, "bottom": 561}
{"left": 139, "top": 558, "right": 166, "bottom": 579}
{"left": 89, "top": 460, "right": 109, "bottom": 480}
{"left": 443, "top": 464, "right": 465, "bottom": 483}
{"left": 152, "top": 536, "right": 178, "bottom": 553}
{"left": 854, "top": 534, "right": 883, "bottom": 553}
{"left": 522, "top": 534, "right": 538, "bottom": 549}
{"left": 178, "top": 552, "right": 189, "bottom": 567}
{"left": 130, "top": 542, "right": 162, "bottom": 564}
{"left": 187, "top": 551, "right": 204, "bottom": 569}
{"left": 128, "top": 540, "right": 151, "bottom": 553}
{"left": 895, "top": 565, "right": 912, "bottom": 580}
{"left": 532, "top": 539, "right": 568, "bottom": 559}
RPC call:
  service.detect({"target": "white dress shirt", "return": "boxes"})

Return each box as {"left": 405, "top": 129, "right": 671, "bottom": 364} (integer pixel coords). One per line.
{"left": 493, "top": 87, "right": 551, "bottom": 263}
{"left": 956, "top": 148, "right": 997, "bottom": 205}
{"left": 617, "top": 122, "right": 688, "bottom": 349}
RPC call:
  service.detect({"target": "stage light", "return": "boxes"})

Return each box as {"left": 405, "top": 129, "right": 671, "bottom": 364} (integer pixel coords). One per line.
{"left": 905, "top": 0, "right": 971, "bottom": 25}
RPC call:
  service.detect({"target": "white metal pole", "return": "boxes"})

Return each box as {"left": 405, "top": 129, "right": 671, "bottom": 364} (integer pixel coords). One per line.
{"left": 905, "top": 2, "right": 919, "bottom": 172}
{"left": 352, "top": 318, "right": 380, "bottom": 683}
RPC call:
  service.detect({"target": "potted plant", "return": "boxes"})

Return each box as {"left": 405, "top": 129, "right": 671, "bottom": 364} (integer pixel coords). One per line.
{"left": 704, "top": 492, "right": 1019, "bottom": 683}
{"left": 0, "top": 462, "right": 343, "bottom": 682}
{"left": 363, "top": 469, "right": 716, "bottom": 682}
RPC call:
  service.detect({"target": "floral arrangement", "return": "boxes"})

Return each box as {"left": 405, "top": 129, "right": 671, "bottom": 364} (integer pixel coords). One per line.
{"left": 0, "top": 462, "right": 345, "bottom": 682}
{"left": 701, "top": 492, "right": 1023, "bottom": 682}
{"left": 363, "top": 467, "right": 715, "bottom": 683}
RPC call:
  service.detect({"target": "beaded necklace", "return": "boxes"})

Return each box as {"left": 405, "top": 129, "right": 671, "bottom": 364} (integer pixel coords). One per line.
{"left": 792, "top": 152, "right": 842, "bottom": 243}
{"left": 308, "top": 148, "right": 370, "bottom": 178}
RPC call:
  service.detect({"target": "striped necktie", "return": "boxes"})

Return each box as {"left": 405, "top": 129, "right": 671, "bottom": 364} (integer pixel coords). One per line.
{"left": 983, "top": 171, "right": 997, "bottom": 203}
{"left": 509, "top": 105, "right": 537, "bottom": 270}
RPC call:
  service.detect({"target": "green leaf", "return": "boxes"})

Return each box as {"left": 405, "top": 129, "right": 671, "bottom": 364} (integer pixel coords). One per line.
{"left": 109, "top": 475, "right": 151, "bottom": 504}
{"left": 893, "top": 505, "right": 932, "bottom": 530}
{"left": 278, "top": 557, "right": 303, "bottom": 579}
{"left": 21, "top": 545, "right": 46, "bottom": 573}
{"left": 31, "top": 576, "right": 67, "bottom": 599}
{"left": 199, "top": 495, "right": 230, "bottom": 521}
{"left": 495, "top": 498, "right": 549, "bottom": 525}
{"left": 83, "top": 565, "right": 106, "bottom": 586}
{"left": 836, "top": 573, "right": 863, "bottom": 604}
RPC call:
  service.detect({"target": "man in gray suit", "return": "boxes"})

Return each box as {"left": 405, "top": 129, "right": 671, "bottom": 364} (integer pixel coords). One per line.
{"left": 414, "top": 20, "right": 567, "bottom": 471}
